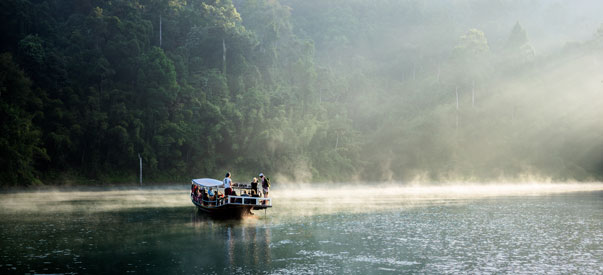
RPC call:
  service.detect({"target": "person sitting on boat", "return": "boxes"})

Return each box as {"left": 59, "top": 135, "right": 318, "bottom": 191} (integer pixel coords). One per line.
{"left": 195, "top": 186, "right": 202, "bottom": 202}
{"left": 199, "top": 188, "right": 209, "bottom": 204}
{"left": 223, "top": 172, "right": 233, "bottom": 196}
{"left": 240, "top": 190, "right": 250, "bottom": 204}
{"left": 216, "top": 190, "right": 223, "bottom": 205}
{"left": 207, "top": 187, "right": 216, "bottom": 205}
{"left": 201, "top": 188, "right": 209, "bottom": 205}
{"left": 198, "top": 188, "right": 205, "bottom": 203}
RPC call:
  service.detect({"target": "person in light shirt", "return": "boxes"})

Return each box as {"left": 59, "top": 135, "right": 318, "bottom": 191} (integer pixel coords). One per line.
{"left": 223, "top": 172, "right": 233, "bottom": 196}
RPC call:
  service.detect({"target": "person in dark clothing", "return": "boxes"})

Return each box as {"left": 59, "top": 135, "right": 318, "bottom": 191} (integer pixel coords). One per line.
{"left": 259, "top": 173, "right": 270, "bottom": 199}
{"left": 250, "top": 177, "right": 259, "bottom": 194}
{"left": 201, "top": 188, "right": 208, "bottom": 205}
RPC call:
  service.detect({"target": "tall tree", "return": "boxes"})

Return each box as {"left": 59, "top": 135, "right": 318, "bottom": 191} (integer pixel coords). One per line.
{"left": 0, "top": 53, "right": 47, "bottom": 186}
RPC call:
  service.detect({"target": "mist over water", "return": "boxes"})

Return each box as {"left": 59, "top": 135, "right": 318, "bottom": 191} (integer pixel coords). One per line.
{"left": 1, "top": 183, "right": 601, "bottom": 274}
{"left": 1, "top": 183, "right": 600, "bottom": 215}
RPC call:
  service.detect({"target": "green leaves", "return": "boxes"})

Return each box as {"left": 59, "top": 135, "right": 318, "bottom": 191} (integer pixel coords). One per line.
{"left": 454, "top": 29, "right": 489, "bottom": 57}
{"left": 0, "top": 53, "right": 46, "bottom": 186}
{"left": 10, "top": 0, "right": 601, "bottom": 185}
{"left": 201, "top": 0, "right": 243, "bottom": 34}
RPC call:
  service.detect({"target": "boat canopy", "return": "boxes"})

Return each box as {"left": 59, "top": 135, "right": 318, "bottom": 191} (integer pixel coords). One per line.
{"left": 192, "top": 178, "right": 223, "bottom": 187}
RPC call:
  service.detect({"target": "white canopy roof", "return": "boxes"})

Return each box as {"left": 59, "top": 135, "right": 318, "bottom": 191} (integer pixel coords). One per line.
{"left": 192, "top": 178, "right": 223, "bottom": 187}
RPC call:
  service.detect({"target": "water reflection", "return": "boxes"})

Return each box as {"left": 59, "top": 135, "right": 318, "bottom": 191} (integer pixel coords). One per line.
{"left": 188, "top": 210, "right": 272, "bottom": 272}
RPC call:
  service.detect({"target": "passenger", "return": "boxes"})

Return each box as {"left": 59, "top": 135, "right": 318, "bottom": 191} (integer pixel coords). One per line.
{"left": 223, "top": 172, "right": 233, "bottom": 196}
{"left": 199, "top": 187, "right": 204, "bottom": 202}
{"left": 216, "top": 191, "right": 223, "bottom": 205}
{"left": 194, "top": 185, "right": 200, "bottom": 201}
{"left": 249, "top": 190, "right": 259, "bottom": 205}
{"left": 231, "top": 189, "right": 240, "bottom": 203}
{"left": 240, "top": 190, "right": 250, "bottom": 204}
{"left": 250, "top": 177, "right": 259, "bottom": 194}
{"left": 208, "top": 187, "right": 216, "bottom": 206}
{"left": 201, "top": 189, "right": 209, "bottom": 205}
{"left": 198, "top": 188, "right": 204, "bottom": 202}
{"left": 259, "top": 173, "right": 270, "bottom": 199}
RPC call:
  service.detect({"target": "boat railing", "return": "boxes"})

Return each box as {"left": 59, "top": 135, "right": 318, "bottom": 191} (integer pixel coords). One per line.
{"left": 191, "top": 195, "right": 226, "bottom": 206}
{"left": 192, "top": 194, "right": 271, "bottom": 207}
{"left": 226, "top": 196, "right": 272, "bottom": 206}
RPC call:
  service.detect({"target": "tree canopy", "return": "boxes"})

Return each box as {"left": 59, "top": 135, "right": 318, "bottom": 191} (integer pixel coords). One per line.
{"left": 1, "top": 0, "right": 601, "bottom": 186}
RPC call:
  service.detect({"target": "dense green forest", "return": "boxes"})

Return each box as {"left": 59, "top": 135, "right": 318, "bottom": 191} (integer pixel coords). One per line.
{"left": 1, "top": 0, "right": 602, "bottom": 186}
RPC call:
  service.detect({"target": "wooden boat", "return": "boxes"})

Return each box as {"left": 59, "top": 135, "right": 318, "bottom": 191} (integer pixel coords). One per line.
{"left": 190, "top": 178, "right": 272, "bottom": 218}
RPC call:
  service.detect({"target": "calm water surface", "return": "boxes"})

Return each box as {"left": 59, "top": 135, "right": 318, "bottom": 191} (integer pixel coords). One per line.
{"left": 0, "top": 184, "right": 602, "bottom": 274}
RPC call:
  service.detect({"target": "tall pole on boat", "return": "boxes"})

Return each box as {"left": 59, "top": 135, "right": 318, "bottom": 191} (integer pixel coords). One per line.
{"left": 138, "top": 153, "right": 142, "bottom": 186}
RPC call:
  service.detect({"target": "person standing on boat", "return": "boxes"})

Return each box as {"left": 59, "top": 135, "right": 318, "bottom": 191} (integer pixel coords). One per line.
{"left": 224, "top": 172, "right": 233, "bottom": 196}
{"left": 250, "top": 177, "right": 259, "bottom": 195}
{"left": 260, "top": 173, "right": 270, "bottom": 198}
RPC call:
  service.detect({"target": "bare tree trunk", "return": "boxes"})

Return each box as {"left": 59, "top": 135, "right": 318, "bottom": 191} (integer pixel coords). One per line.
{"left": 319, "top": 88, "right": 322, "bottom": 104}
{"left": 159, "top": 15, "right": 162, "bottom": 48}
{"left": 472, "top": 80, "right": 475, "bottom": 107}
{"left": 456, "top": 86, "right": 459, "bottom": 130}
{"left": 138, "top": 153, "right": 143, "bottom": 186}
{"left": 456, "top": 86, "right": 459, "bottom": 110}
{"left": 222, "top": 38, "right": 227, "bottom": 75}
{"left": 437, "top": 64, "right": 441, "bottom": 83}
{"left": 413, "top": 64, "right": 416, "bottom": 81}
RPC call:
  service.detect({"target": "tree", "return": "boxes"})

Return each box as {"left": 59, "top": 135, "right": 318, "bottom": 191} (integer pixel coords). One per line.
{"left": 0, "top": 53, "right": 47, "bottom": 186}
{"left": 504, "top": 22, "right": 535, "bottom": 64}
{"left": 454, "top": 29, "right": 489, "bottom": 57}
{"left": 200, "top": 0, "right": 247, "bottom": 75}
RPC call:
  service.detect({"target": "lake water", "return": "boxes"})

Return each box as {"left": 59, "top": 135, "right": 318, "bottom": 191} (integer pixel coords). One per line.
{"left": 0, "top": 183, "right": 602, "bottom": 274}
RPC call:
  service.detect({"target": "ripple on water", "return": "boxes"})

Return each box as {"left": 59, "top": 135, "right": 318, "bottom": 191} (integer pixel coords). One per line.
{"left": 1, "top": 186, "right": 602, "bottom": 274}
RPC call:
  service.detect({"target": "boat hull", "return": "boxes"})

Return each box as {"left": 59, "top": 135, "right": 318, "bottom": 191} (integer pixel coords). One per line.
{"left": 192, "top": 200, "right": 254, "bottom": 219}
{"left": 252, "top": 204, "right": 271, "bottom": 210}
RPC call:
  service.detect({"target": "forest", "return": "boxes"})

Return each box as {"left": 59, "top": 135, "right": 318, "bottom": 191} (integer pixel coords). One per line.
{"left": 1, "top": 0, "right": 602, "bottom": 186}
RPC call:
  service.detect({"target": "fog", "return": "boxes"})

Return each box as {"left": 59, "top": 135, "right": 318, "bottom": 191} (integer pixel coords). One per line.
{"left": 0, "top": 187, "right": 190, "bottom": 214}
{"left": 277, "top": 0, "right": 603, "bottom": 182}
{"left": 1, "top": 0, "right": 601, "bottom": 185}
{"left": 2, "top": 183, "right": 601, "bottom": 217}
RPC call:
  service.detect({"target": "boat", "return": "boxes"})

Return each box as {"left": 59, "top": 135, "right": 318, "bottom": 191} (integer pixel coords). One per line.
{"left": 190, "top": 178, "right": 272, "bottom": 218}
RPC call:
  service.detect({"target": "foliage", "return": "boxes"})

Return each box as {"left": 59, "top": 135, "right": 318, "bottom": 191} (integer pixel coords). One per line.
{"left": 0, "top": 53, "right": 47, "bottom": 185}
{"left": 0, "top": 0, "right": 601, "bottom": 186}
